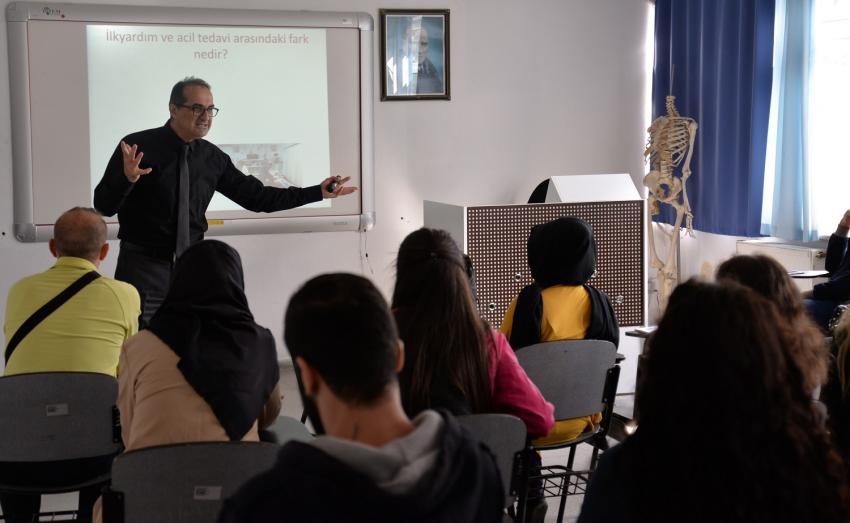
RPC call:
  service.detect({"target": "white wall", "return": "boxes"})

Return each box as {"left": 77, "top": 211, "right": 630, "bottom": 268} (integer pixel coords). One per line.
{"left": 646, "top": 226, "right": 744, "bottom": 323}
{"left": 0, "top": 0, "right": 652, "bottom": 371}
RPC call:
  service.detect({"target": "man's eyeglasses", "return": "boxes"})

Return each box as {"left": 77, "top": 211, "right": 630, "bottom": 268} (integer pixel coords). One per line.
{"left": 177, "top": 104, "right": 219, "bottom": 117}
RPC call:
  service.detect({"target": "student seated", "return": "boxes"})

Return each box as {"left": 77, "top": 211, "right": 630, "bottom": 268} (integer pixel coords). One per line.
{"left": 4, "top": 206, "right": 139, "bottom": 377}
{"left": 716, "top": 254, "right": 828, "bottom": 394}
{"left": 92, "top": 240, "right": 280, "bottom": 522}
{"left": 804, "top": 209, "right": 850, "bottom": 329}
{"left": 821, "top": 308, "right": 850, "bottom": 467}
{"left": 392, "top": 228, "right": 555, "bottom": 439}
{"left": 2, "top": 207, "right": 139, "bottom": 523}
{"left": 501, "top": 217, "right": 618, "bottom": 443}
{"left": 219, "top": 273, "right": 504, "bottom": 522}
{"left": 117, "top": 239, "right": 280, "bottom": 448}
{"left": 578, "top": 280, "right": 850, "bottom": 523}
{"left": 393, "top": 229, "right": 553, "bottom": 522}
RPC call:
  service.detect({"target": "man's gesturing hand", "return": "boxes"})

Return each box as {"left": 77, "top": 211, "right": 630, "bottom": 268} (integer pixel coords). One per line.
{"left": 121, "top": 141, "right": 153, "bottom": 183}
{"left": 840, "top": 209, "right": 850, "bottom": 229}
{"left": 321, "top": 175, "right": 358, "bottom": 199}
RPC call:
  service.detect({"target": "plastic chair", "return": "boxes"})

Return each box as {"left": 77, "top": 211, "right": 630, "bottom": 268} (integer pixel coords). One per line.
{"left": 0, "top": 371, "right": 121, "bottom": 520}
{"left": 457, "top": 413, "right": 527, "bottom": 509}
{"left": 514, "top": 340, "right": 620, "bottom": 523}
{"left": 102, "top": 441, "right": 280, "bottom": 522}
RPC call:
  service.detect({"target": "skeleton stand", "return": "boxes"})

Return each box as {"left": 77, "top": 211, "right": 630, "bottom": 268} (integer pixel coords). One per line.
{"left": 643, "top": 95, "right": 698, "bottom": 309}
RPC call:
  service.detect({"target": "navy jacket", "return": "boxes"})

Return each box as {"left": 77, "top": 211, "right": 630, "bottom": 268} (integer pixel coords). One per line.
{"left": 813, "top": 234, "right": 850, "bottom": 301}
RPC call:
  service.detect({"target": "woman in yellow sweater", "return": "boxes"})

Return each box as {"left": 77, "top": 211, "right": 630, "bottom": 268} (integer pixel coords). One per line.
{"left": 501, "top": 217, "right": 618, "bottom": 442}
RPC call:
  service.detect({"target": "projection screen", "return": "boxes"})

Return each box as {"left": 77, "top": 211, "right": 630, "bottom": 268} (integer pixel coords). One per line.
{"left": 7, "top": 2, "right": 374, "bottom": 241}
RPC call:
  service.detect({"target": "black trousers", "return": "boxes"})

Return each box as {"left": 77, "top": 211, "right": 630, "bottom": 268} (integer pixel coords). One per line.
{"left": 0, "top": 455, "right": 114, "bottom": 523}
{"left": 114, "top": 241, "right": 175, "bottom": 328}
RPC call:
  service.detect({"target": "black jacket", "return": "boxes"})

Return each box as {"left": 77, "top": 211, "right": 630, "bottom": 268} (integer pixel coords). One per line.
{"left": 217, "top": 412, "right": 504, "bottom": 522}
{"left": 510, "top": 283, "right": 620, "bottom": 350}
{"left": 813, "top": 234, "right": 850, "bottom": 302}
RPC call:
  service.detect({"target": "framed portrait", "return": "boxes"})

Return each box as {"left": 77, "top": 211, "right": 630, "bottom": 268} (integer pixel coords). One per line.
{"left": 380, "top": 9, "right": 450, "bottom": 101}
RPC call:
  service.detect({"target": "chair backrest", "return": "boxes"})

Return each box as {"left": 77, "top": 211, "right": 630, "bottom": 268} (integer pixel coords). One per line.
{"left": 0, "top": 371, "right": 120, "bottom": 462}
{"left": 515, "top": 340, "right": 617, "bottom": 420}
{"left": 264, "top": 415, "right": 314, "bottom": 445}
{"left": 107, "top": 441, "right": 280, "bottom": 523}
{"left": 457, "top": 413, "right": 526, "bottom": 508}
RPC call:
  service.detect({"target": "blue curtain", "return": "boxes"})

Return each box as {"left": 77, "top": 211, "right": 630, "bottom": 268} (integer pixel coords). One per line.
{"left": 761, "top": 0, "right": 816, "bottom": 241}
{"left": 653, "top": 0, "right": 775, "bottom": 237}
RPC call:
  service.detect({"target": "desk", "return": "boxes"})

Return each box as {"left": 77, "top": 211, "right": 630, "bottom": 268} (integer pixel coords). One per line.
{"left": 625, "top": 326, "right": 655, "bottom": 354}
{"left": 610, "top": 327, "right": 656, "bottom": 439}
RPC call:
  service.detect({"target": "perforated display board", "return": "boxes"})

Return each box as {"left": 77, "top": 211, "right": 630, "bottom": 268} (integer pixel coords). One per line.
{"left": 467, "top": 201, "right": 644, "bottom": 327}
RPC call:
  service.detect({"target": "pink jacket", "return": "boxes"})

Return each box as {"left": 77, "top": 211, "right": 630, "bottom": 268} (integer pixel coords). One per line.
{"left": 487, "top": 330, "right": 555, "bottom": 438}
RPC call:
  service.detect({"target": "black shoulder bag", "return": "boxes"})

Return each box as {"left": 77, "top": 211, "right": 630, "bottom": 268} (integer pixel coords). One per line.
{"left": 5, "top": 271, "right": 101, "bottom": 363}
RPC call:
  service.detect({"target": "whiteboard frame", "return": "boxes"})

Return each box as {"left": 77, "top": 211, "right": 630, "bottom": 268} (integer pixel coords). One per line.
{"left": 7, "top": 2, "right": 375, "bottom": 241}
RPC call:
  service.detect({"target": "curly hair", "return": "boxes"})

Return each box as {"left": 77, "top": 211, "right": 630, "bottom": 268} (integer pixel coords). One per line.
{"left": 626, "top": 279, "right": 848, "bottom": 522}
{"left": 716, "top": 254, "right": 828, "bottom": 392}
{"left": 392, "top": 228, "right": 492, "bottom": 416}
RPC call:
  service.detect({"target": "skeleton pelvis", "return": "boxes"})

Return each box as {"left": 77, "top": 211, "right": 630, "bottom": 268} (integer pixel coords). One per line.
{"left": 643, "top": 170, "right": 681, "bottom": 203}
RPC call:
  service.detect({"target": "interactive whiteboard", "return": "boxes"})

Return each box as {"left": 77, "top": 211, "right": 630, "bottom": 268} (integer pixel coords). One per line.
{"left": 7, "top": 2, "right": 375, "bottom": 241}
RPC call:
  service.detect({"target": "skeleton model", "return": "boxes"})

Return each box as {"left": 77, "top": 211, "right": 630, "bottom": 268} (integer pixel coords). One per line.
{"left": 643, "top": 95, "right": 698, "bottom": 308}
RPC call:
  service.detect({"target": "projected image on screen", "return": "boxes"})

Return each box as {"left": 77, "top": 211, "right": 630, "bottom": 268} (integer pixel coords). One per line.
{"left": 213, "top": 142, "right": 312, "bottom": 211}
{"left": 221, "top": 143, "right": 302, "bottom": 186}
{"left": 85, "top": 24, "right": 332, "bottom": 212}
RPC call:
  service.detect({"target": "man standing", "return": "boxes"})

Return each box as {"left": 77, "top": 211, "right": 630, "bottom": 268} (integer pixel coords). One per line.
{"left": 94, "top": 77, "right": 355, "bottom": 324}
{"left": 218, "top": 274, "right": 503, "bottom": 522}
{"left": 2, "top": 207, "right": 139, "bottom": 522}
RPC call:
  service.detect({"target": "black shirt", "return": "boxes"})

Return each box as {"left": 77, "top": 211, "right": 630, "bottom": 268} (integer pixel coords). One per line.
{"left": 94, "top": 123, "right": 323, "bottom": 251}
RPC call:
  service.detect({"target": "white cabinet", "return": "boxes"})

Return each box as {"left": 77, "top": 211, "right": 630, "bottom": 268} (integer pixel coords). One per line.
{"left": 736, "top": 239, "right": 828, "bottom": 291}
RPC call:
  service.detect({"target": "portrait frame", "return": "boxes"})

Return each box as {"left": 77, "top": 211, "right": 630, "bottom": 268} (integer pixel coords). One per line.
{"left": 380, "top": 9, "right": 450, "bottom": 101}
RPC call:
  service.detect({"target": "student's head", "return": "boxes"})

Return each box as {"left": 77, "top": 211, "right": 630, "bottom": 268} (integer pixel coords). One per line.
{"left": 630, "top": 279, "right": 848, "bottom": 522}
{"left": 285, "top": 273, "right": 402, "bottom": 410}
{"left": 49, "top": 207, "right": 108, "bottom": 265}
{"left": 164, "top": 239, "right": 249, "bottom": 311}
{"left": 716, "top": 254, "right": 828, "bottom": 391}
{"left": 527, "top": 217, "right": 596, "bottom": 288}
{"left": 168, "top": 76, "right": 215, "bottom": 142}
{"left": 716, "top": 254, "right": 805, "bottom": 320}
{"left": 641, "top": 279, "right": 804, "bottom": 429}
{"left": 392, "top": 228, "right": 491, "bottom": 415}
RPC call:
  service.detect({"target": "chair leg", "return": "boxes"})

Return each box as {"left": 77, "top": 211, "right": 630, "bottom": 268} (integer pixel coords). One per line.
{"left": 550, "top": 445, "right": 580, "bottom": 523}
{"left": 590, "top": 443, "right": 601, "bottom": 470}
{"left": 566, "top": 445, "right": 577, "bottom": 470}
{"left": 515, "top": 450, "right": 530, "bottom": 523}
{"left": 556, "top": 479, "right": 569, "bottom": 523}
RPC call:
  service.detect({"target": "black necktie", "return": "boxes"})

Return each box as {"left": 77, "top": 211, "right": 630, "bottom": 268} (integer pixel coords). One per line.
{"left": 176, "top": 143, "right": 191, "bottom": 258}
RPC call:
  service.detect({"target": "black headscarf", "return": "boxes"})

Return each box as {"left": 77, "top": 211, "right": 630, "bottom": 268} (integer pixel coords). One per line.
{"left": 527, "top": 217, "right": 596, "bottom": 287}
{"left": 510, "top": 217, "right": 618, "bottom": 349}
{"left": 147, "top": 240, "right": 279, "bottom": 441}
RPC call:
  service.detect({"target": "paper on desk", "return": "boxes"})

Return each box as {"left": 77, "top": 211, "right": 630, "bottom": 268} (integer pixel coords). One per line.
{"left": 787, "top": 270, "right": 829, "bottom": 278}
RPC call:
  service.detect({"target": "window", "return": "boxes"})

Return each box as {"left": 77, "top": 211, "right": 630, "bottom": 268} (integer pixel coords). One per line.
{"left": 810, "top": 0, "right": 850, "bottom": 233}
